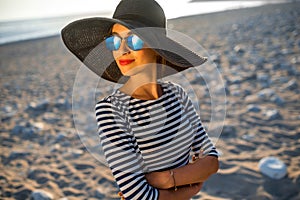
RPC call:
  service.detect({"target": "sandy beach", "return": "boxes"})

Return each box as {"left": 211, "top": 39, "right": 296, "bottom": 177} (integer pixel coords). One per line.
{"left": 1, "top": 2, "right": 300, "bottom": 200}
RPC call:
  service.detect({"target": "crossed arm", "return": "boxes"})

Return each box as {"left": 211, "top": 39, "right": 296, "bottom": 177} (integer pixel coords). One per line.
{"left": 146, "top": 155, "right": 219, "bottom": 200}
{"left": 118, "top": 155, "right": 218, "bottom": 200}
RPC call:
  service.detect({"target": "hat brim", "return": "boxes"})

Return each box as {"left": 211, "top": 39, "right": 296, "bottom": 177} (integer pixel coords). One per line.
{"left": 61, "top": 17, "right": 207, "bottom": 83}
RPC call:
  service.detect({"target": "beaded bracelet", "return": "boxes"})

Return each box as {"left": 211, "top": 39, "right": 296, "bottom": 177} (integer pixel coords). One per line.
{"left": 169, "top": 170, "right": 177, "bottom": 191}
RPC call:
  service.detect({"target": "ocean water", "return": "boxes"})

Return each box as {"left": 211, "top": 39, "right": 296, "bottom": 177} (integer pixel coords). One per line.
{"left": 0, "top": 15, "right": 101, "bottom": 45}
{"left": 0, "top": 1, "right": 287, "bottom": 45}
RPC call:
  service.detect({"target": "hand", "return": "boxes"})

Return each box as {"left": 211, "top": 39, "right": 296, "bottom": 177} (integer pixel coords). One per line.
{"left": 191, "top": 149, "right": 204, "bottom": 163}
{"left": 186, "top": 182, "right": 204, "bottom": 198}
{"left": 145, "top": 171, "right": 173, "bottom": 189}
{"left": 118, "top": 191, "right": 125, "bottom": 200}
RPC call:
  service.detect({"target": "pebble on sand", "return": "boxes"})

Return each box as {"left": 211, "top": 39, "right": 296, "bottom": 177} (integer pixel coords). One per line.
{"left": 264, "top": 109, "right": 282, "bottom": 121}
{"left": 258, "top": 157, "right": 287, "bottom": 180}
{"left": 31, "top": 190, "right": 54, "bottom": 200}
{"left": 247, "top": 104, "right": 261, "bottom": 112}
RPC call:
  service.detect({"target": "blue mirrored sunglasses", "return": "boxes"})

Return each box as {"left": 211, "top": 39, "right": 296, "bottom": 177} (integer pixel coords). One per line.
{"left": 105, "top": 34, "right": 144, "bottom": 51}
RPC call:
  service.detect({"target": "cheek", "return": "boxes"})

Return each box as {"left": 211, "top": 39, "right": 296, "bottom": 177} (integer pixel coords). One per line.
{"left": 136, "top": 49, "right": 157, "bottom": 63}
{"left": 112, "top": 51, "right": 119, "bottom": 60}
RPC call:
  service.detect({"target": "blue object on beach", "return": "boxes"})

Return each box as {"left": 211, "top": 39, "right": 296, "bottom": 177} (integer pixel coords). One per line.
{"left": 258, "top": 156, "right": 287, "bottom": 179}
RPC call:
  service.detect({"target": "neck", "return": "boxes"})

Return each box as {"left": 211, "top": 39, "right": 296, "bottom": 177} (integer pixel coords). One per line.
{"left": 120, "top": 64, "right": 162, "bottom": 100}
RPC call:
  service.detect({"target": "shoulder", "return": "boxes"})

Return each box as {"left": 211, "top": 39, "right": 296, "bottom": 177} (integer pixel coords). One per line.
{"left": 95, "top": 91, "right": 130, "bottom": 113}
{"left": 163, "top": 81, "right": 183, "bottom": 91}
{"left": 95, "top": 93, "right": 119, "bottom": 111}
{"left": 163, "top": 81, "right": 187, "bottom": 97}
{"left": 95, "top": 96, "right": 113, "bottom": 109}
{"left": 95, "top": 97, "right": 114, "bottom": 118}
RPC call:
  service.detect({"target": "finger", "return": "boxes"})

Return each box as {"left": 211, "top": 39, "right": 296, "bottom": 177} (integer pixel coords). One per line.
{"left": 188, "top": 183, "right": 202, "bottom": 195}
{"left": 199, "top": 149, "right": 204, "bottom": 158}
{"left": 192, "top": 155, "right": 198, "bottom": 161}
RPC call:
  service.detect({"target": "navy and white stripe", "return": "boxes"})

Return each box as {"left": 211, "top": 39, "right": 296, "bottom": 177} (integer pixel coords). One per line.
{"left": 95, "top": 82, "right": 218, "bottom": 200}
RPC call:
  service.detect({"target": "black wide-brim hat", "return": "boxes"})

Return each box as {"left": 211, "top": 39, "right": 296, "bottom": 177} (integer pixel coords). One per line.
{"left": 61, "top": 0, "right": 207, "bottom": 83}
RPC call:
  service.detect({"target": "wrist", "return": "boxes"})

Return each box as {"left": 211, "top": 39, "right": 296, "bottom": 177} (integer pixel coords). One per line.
{"left": 163, "top": 170, "right": 174, "bottom": 189}
{"left": 169, "top": 170, "right": 178, "bottom": 191}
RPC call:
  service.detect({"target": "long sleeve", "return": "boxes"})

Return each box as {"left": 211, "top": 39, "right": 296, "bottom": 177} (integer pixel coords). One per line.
{"left": 95, "top": 98, "right": 159, "bottom": 200}
{"left": 176, "top": 85, "right": 218, "bottom": 158}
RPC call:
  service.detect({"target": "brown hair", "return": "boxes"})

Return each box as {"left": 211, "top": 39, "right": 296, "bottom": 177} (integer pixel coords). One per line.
{"left": 156, "top": 55, "right": 167, "bottom": 79}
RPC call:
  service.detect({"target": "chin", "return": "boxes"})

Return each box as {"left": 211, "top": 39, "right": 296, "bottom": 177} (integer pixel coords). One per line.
{"left": 121, "top": 65, "right": 150, "bottom": 77}
{"left": 122, "top": 70, "right": 140, "bottom": 77}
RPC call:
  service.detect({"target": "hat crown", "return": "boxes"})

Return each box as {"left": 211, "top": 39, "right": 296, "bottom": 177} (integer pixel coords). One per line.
{"left": 113, "top": 0, "right": 166, "bottom": 28}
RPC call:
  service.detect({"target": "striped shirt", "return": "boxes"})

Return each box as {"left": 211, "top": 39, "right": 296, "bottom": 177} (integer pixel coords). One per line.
{"left": 95, "top": 81, "right": 218, "bottom": 200}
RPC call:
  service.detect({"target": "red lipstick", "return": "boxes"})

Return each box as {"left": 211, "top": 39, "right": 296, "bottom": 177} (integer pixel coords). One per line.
{"left": 119, "top": 59, "right": 135, "bottom": 66}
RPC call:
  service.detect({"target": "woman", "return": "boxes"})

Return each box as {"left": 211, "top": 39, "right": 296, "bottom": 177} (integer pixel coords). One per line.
{"left": 62, "top": 0, "right": 219, "bottom": 199}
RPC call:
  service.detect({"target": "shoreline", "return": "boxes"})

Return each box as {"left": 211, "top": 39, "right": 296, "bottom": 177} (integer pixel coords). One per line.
{"left": 0, "top": 1, "right": 295, "bottom": 46}
{"left": 0, "top": 34, "right": 61, "bottom": 47}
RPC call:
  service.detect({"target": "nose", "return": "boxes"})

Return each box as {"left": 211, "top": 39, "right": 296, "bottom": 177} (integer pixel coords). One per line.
{"left": 119, "top": 39, "right": 130, "bottom": 55}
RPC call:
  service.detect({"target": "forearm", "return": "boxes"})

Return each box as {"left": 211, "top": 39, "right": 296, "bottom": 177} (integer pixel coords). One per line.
{"left": 158, "top": 183, "right": 203, "bottom": 200}
{"left": 173, "top": 155, "right": 219, "bottom": 186}
{"left": 146, "top": 155, "right": 219, "bottom": 189}
{"left": 118, "top": 183, "right": 203, "bottom": 200}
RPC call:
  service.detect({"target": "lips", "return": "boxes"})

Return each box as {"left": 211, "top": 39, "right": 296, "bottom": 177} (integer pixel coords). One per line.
{"left": 119, "top": 59, "right": 135, "bottom": 66}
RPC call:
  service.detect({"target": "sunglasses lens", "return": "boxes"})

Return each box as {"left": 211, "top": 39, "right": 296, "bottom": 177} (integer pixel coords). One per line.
{"left": 105, "top": 34, "right": 144, "bottom": 51}
{"left": 105, "top": 36, "right": 121, "bottom": 51}
{"left": 127, "top": 34, "right": 144, "bottom": 51}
